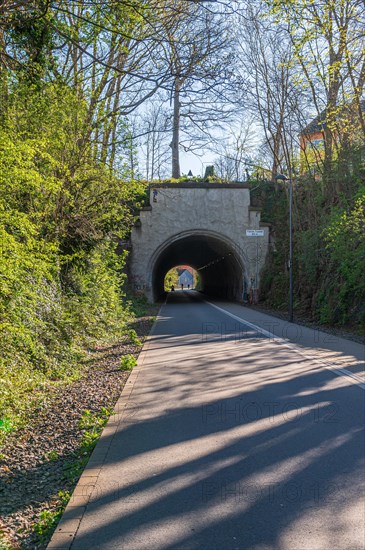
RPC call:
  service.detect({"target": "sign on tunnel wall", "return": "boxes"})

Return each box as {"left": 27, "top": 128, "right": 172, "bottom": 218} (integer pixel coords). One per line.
{"left": 246, "top": 229, "right": 265, "bottom": 237}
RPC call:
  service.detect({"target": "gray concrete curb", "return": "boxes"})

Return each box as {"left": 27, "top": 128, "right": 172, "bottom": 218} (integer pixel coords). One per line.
{"left": 46, "top": 311, "right": 161, "bottom": 549}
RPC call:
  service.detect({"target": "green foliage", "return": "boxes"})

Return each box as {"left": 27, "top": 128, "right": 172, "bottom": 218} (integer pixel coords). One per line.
{"left": 62, "top": 455, "right": 89, "bottom": 485}
{"left": 4, "top": 1, "right": 56, "bottom": 81}
{"left": 33, "top": 510, "right": 58, "bottom": 538}
{"left": 0, "top": 536, "right": 11, "bottom": 550}
{"left": 257, "top": 174, "right": 365, "bottom": 332}
{"left": 255, "top": 181, "right": 291, "bottom": 309}
{"left": 194, "top": 271, "right": 201, "bottom": 291}
{"left": 164, "top": 268, "right": 180, "bottom": 291}
{"left": 126, "top": 329, "right": 142, "bottom": 346}
{"left": 78, "top": 407, "right": 112, "bottom": 430}
{"left": 32, "top": 491, "right": 70, "bottom": 540}
{"left": 120, "top": 354, "right": 137, "bottom": 371}
{"left": 321, "top": 193, "right": 365, "bottom": 325}
{"left": 62, "top": 407, "right": 112, "bottom": 484}
{"left": 0, "top": 418, "right": 13, "bottom": 435}
{"left": 127, "top": 294, "right": 149, "bottom": 317}
{"left": 80, "top": 429, "right": 101, "bottom": 450}
{"left": 44, "top": 450, "right": 59, "bottom": 462}
{"left": 79, "top": 407, "right": 112, "bottom": 451}
{"left": 0, "top": 80, "right": 146, "bottom": 442}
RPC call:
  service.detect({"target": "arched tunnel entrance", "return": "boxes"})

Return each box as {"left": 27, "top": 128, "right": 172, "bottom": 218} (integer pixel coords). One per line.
{"left": 151, "top": 232, "right": 247, "bottom": 302}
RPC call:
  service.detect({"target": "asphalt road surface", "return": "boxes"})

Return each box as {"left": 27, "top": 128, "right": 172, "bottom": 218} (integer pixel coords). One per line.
{"left": 50, "top": 291, "right": 365, "bottom": 550}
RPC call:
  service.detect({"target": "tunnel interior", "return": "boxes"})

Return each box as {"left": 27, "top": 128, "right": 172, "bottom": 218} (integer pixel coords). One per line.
{"left": 152, "top": 234, "right": 246, "bottom": 301}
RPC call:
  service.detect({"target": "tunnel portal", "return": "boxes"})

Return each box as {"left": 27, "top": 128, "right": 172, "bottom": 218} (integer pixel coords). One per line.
{"left": 153, "top": 233, "right": 244, "bottom": 301}
{"left": 130, "top": 183, "right": 270, "bottom": 303}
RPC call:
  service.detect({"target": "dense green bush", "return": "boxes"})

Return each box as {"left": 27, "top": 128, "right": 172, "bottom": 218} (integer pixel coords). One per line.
{"left": 0, "top": 82, "right": 145, "bottom": 440}
{"left": 254, "top": 175, "right": 365, "bottom": 332}
{"left": 321, "top": 192, "right": 365, "bottom": 325}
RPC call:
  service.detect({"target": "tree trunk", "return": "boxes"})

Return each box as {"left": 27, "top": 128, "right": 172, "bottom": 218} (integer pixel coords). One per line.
{"left": 109, "top": 75, "right": 122, "bottom": 171}
{"left": 271, "top": 127, "right": 282, "bottom": 180}
{"left": 171, "top": 77, "right": 181, "bottom": 179}
{"left": 0, "top": 31, "right": 8, "bottom": 124}
{"left": 323, "top": 81, "right": 340, "bottom": 198}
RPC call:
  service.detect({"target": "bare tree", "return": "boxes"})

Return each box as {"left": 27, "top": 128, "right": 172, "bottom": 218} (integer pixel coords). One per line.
{"left": 236, "top": 3, "right": 301, "bottom": 179}
{"left": 214, "top": 120, "right": 256, "bottom": 181}
{"left": 49, "top": 1, "right": 173, "bottom": 170}
{"left": 266, "top": 0, "right": 365, "bottom": 195}
{"left": 144, "top": 1, "right": 238, "bottom": 177}
{"left": 137, "top": 99, "right": 171, "bottom": 180}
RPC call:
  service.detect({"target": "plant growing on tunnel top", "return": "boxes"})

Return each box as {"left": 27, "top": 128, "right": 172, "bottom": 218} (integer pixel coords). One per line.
{"left": 120, "top": 354, "right": 137, "bottom": 371}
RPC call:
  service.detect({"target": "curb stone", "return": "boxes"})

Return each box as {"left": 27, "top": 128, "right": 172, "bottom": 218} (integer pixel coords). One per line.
{"left": 46, "top": 311, "right": 161, "bottom": 550}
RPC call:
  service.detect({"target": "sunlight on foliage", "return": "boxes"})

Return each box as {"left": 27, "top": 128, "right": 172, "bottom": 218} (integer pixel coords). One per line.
{"left": 120, "top": 354, "right": 137, "bottom": 371}
{"left": 0, "top": 81, "right": 146, "bottom": 441}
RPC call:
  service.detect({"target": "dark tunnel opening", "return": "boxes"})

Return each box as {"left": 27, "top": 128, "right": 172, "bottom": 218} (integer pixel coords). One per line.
{"left": 152, "top": 234, "right": 245, "bottom": 302}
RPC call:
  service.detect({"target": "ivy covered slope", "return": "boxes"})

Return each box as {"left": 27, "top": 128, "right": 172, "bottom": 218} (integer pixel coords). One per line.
{"left": 0, "top": 81, "right": 146, "bottom": 442}
{"left": 253, "top": 161, "right": 365, "bottom": 334}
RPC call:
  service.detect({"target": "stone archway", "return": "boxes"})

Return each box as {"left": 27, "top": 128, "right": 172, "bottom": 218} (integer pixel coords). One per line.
{"left": 149, "top": 230, "right": 248, "bottom": 301}
{"left": 130, "top": 183, "right": 269, "bottom": 302}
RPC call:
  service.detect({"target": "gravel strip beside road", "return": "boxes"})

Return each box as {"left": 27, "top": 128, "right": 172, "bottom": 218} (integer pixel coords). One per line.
{"left": 248, "top": 303, "right": 365, "bottom": 344}
{"left": 0, "top": 312, "right": 158, "bottom": 550}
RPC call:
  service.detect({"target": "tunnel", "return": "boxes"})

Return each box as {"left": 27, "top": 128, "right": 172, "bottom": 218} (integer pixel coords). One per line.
{"left": 151, "top": 232, "right": 247, "bottom": 301}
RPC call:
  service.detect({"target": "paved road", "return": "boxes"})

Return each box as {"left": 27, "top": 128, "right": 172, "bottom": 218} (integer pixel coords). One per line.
{"left": 50, "top": 292, "right": 365, "bottom": 550}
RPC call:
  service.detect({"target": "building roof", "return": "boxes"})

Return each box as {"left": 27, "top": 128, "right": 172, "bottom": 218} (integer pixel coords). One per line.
{"left": 302, "top": 100, "right": 365, "bottom": 135}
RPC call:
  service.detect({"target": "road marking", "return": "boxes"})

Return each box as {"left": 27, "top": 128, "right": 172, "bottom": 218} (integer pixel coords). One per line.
{"left": 205, "top": 300, "right": 365, "bottom": 391}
